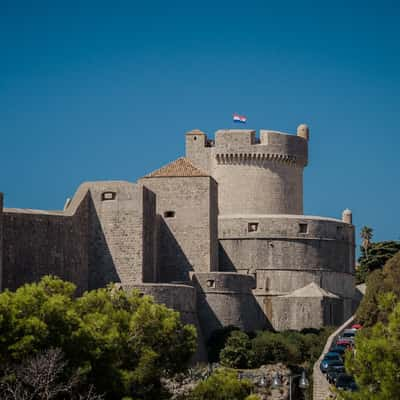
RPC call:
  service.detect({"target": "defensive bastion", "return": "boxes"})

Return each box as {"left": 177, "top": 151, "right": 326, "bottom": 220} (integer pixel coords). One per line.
{"left": 0, "top": 124, "right": 358, "bottom": 354}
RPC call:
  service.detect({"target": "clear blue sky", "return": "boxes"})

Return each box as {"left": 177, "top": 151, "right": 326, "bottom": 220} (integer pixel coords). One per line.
{"left": 1, "top": 0, "right": 399, "bottom": 250}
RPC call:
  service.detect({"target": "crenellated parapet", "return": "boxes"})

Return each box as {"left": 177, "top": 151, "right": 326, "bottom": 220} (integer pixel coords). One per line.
{"left": 215, "top": 152, "right": 299, "bottom": 166}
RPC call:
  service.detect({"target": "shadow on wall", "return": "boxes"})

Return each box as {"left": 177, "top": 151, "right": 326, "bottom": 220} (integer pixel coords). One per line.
{"left": 192, "top": 274, "right": 273, "bottom": 341}
{"left": 218, "top": 244, "right": 236, "bottom": 272}
{"left": 157, "top": 219, "right": 193, "bottom": 283}
{"left": 88, "top": 196, "right": 119, "bottom": 290}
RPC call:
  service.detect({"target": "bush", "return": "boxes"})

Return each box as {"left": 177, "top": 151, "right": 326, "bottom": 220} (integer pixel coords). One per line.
{"left": 218, "top": 327, "right": 334, "bottom": 369}
{"left": 220, "top": 331, "right": 251, "bottom": 369}
{"left": 189, "top": 369, "right": 253, "bottom": 400}
{"left": 250, "top": 331, "right": 299, "bottom": 366}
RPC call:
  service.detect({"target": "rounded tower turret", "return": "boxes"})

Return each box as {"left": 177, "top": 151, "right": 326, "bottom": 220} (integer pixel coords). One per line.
{"left": 209, "top": 127, "right": 308, "bottom": 215}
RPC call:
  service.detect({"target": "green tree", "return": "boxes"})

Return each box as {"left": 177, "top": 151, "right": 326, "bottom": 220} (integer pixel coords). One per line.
{"left": 339, "top": 296, "right": 400, "bottom": 400}
{"left": 356, "top": 241, "right": 400, "bottom": 284}
{"left": 0, "top": 276, "right": 197, "bottom": 399}
{"left": 360, "top": 226, "right": 373, "bottom": 252}
{"left": 189, "top": 370, "right": 253, "bottom": 400}
{"left": 356, "top": 251, "right": 400, "bottom": 326}
{"left": 250, "top": 331, "right": 299, "bottom": 366}
{"left": 219, "top": 331, "right": 251, "bottom": 369}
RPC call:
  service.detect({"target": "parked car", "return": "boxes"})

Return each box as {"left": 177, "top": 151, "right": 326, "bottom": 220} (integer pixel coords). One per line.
{"left": 320, "top": 352, "right": 343, "bottom": 373}
{"left": 351, "top": 323, "right": 363, "bottom": 330}
{"left": 335, "top": 374, "right": 358, "bottom": 391}
{"left": 330, "top": 345, "right": 347, "bottom": 356}
{"left": 343, "top": 328, "right": 356, "bottom": 337}
{"left": 335, "top": 338, "right": 353, "bottom": 348}
{"left": 326, "top": 363, "right": 346, "bottom": 384}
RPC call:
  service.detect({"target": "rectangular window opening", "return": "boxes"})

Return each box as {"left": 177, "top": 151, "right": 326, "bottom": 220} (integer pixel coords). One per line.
{"left": 248, "top": 222, "right": 259, "bottom": 232}
{"left": 299, "top": 223, "right": 308, "bottom": 234}
{"left": 102, "top": 191, "right": 116, "bottom": 201}
{"left": 164, "top": 211, "right": 176, "bottom": 218}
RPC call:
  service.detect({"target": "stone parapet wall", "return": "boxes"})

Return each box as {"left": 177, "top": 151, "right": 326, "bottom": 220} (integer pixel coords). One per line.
{"left": 125, "top": 283, "right": 198, "bottom": 323}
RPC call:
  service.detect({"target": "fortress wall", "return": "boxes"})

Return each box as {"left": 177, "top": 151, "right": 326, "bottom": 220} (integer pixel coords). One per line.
{"left": 219, "top": 216, "right": 355, "bottom": 272}
{"left": 125, "top": 283, "right": 198, "bottom": 325}
{"left": 142, "top": 188, "right": 157, "bottom": 282}
{"left": 269, "top": 296, "right": 344, "bottom": 331}
{"left": 140, "top": 177, "right": 218, "bottom": 282}
{"left": 2, "top": 194, "right": 90, "bottom": 294}
{"left": 87, "top": 182, "right": 155, "bottom": 289}
{"left": 193, "top": 272, "right": 268, "bottom": 339}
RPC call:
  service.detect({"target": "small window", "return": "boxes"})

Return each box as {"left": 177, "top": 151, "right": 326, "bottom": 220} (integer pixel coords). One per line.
{"left": 193, "top": 136, "right": 197, "bottom": 141}
{"left": 164, "top": 211, "right": 175, "bottom": 218}
{"left": 248, "top": 222, "right": 259, "bottom": 232}
{"left": 102, "top": 191, "right": 116, "bottom": 201}
{"left": 206, "top": 279, "right": 215, "bottom": 288}
{"left": 299, "top": 223, "right": 308, "bottom": 233}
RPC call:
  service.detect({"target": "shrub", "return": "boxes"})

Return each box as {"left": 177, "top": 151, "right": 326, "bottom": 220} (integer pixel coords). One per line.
{"left": 220, "top": 331, "right": 251, "bottom": 369}
{"left": 250, "top": 331, "right": 299, "bottom": 366}
{"left": 189, "top": 369, "right": 253, "bottom": 400}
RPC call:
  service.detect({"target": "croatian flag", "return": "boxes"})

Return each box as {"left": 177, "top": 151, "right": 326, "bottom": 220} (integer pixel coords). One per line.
{"left": 233, "top": 113, "right": 247, "bottom": 123}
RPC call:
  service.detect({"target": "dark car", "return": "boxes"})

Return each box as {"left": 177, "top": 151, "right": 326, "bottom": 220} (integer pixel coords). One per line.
{"left": 330, "top": 345, "right": 346, "bottom": 356}
{"left": 320, "top": 352, "right": 343, "bottom": 373}
{"left": 326, "top": 363, "right": 346, "bottom": 384}
{"left": 335, "top": 374, "right": 358, "bottom": 391}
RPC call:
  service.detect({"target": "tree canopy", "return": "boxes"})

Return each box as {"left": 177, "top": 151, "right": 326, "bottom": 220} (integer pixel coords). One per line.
{"left": 340, "top": 295, "right": 400, "bottom": 400}
{"left": 0, "top": 276, "right": 197, "bottom": 399}
{"left": 356, "top": 251, "right": 400, "bottom": 327}
{"left": 356, "top": 240, "right": 400, "bottom": 284}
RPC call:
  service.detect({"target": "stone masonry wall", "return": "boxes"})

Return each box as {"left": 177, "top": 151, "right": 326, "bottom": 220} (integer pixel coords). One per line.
{"left": 2, "top": 193, "right": 90, "bottom": 294}
{"left": 86, "top": 182, "right": 156, "bottom": 289}
{"left": 140, "top": 177, "right": 218, "bottom": 282}
{"left": 193, "top": 272, "right": 269, "bottom": 339}
{"left": 219, "top": 215, "right": 355, "bottom": 297}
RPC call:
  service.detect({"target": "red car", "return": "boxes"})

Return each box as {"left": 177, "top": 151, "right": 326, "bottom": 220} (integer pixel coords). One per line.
{"left": 351, "top": 324, "right": 363, "bottom": 330}
{"left": 336, "top": 339, "right": 353, "bottom": 348}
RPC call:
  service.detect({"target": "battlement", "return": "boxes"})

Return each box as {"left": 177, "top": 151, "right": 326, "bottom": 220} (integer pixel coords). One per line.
{"left": 185, "top": 126, "right": 309, "bottom": 169}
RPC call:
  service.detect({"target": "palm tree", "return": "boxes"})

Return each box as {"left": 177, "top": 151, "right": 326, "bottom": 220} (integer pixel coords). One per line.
{"left": 360, "top": 226, "right": 373, "bottom": 252}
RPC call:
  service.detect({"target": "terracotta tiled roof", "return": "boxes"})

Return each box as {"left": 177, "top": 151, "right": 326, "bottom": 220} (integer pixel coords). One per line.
{"left": 143, "top": 157, "right": 209, "bottom": 178}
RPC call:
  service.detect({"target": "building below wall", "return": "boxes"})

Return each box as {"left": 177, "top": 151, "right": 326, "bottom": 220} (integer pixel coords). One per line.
{"left": 0, "top": 124, "right": 359, "bottom": 357}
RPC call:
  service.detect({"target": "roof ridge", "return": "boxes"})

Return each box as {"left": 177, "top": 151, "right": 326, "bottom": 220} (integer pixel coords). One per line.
{"left": 142, "top": 157, "right": 209, "bottom": 178}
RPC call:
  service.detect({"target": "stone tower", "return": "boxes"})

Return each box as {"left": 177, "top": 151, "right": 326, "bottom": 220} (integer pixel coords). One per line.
{"left": 186, "top": 125, "right": 356, "bottom": 330}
